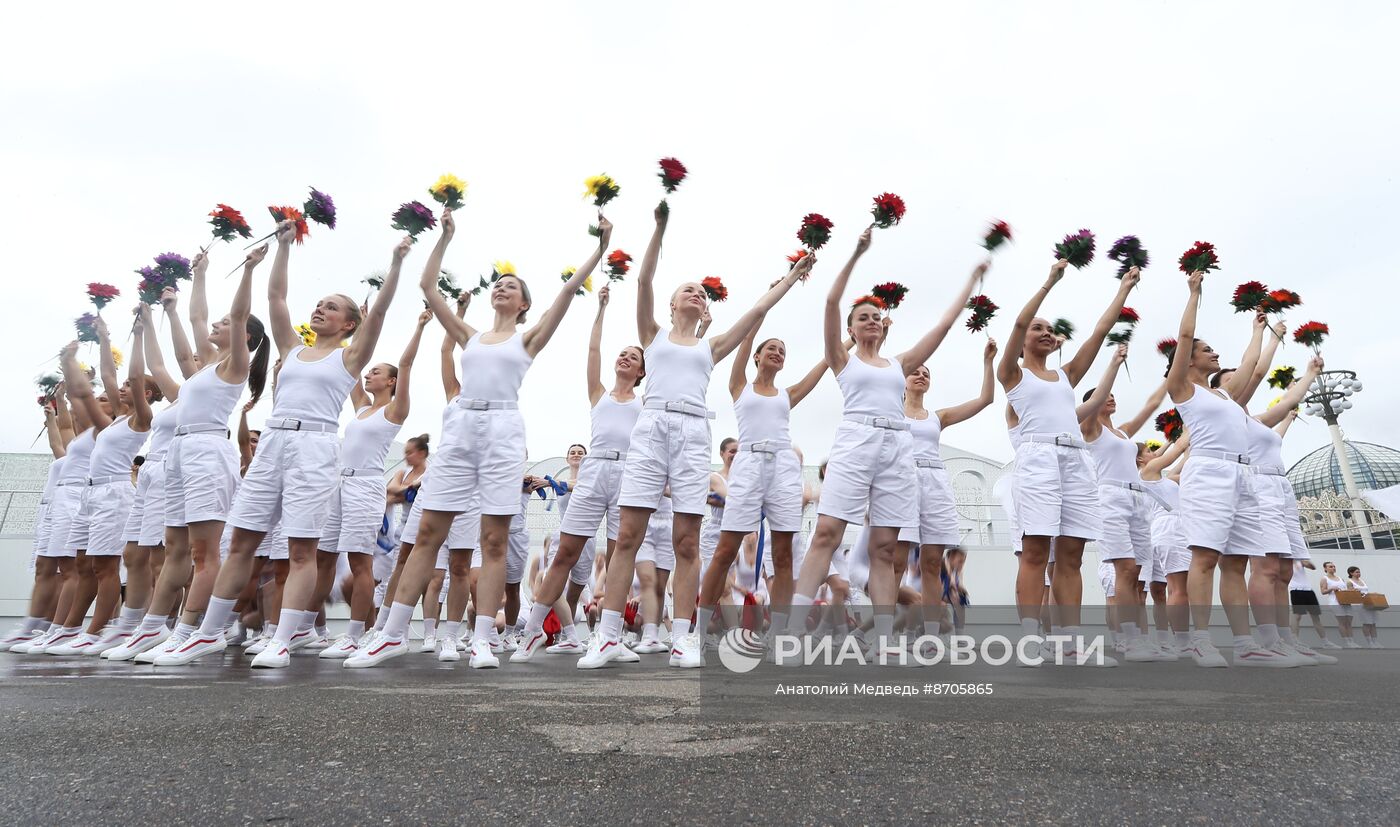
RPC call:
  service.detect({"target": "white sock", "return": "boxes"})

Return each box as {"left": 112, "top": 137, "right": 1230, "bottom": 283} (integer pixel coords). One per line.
{"left": 1279, "top": 627, "right": 1298, "bottom": 644}
{"left": 563, "top": 623, "right": 580, "bottom": 644}
{"left": 423, "top": 617, "right": 438, "bottom": 638}
{"left": 265, "top": 623, "right": 278, "bottom": 639}
{"left": 383, "top": 602, "right": 416, "bottom": 639}
{"left": 297, "top": 610, "right": 316, "bottom": 633}
{"left": 694, "top": 608, "right": 714, "bottom": 638}
{"left": 1233, "top": 634, "right": 1254, "bottom": 650}
{"left": 374, "top": 610, "right": 389, "bottom": 632}
{"left": 346, "top": 620, "right": 365, "bottom": 640}
{"left": 525, "top": 602, "right": 552, "bottom": 634}
{"left": 472, "top": 615, "right": 494, "bottom": 644}
{"left": 642, "top": 623, "right": 658, "bottom": 641}
{"left": 272, "top": 609, "right": 301, "bottom": 644}
{"left": 1020, "top": 617, "right": 1040, "bottom": 637}
{"left": 786, "top": 595, "right": 813, "bottom": 634}
{"left": 315, "top": 623, "right": 328, "bottom": 638}
{"left": 923, "top": 620, "right": 939, "bottom": 638}
{"left": 673, "top": 618, "right": 691, "bottom": 639}
{"left": 1121, "top": 622, "right": 1140, "bottom": 642}
{"left": 1175, "top": 631, "right": 1191, "bottom": 646}
{"left": 1256, "top": 624, "right": 1280, "bottom": 648}
{"left": 772, "top": 612, "right": 789, "bottom": 637}
{"left": 116, "top": 606, "right": 143, "bottom": 631}
{"left": 442, "top": 620, "right": 460, "bottom": 642}
{"left": 198, "top": 597, "right": 238, "bottom": 637}
{"left": 600, "top": 609, "right": 623, "bottom": 642}
{"left": 1155, "top": 629, "right": 1171, "bottom": 645}
{"left": 174, "top": 622, "right": 198, "bottom": 639}
{"left": 874, "top": 614, "right": 894, "bottom": 646}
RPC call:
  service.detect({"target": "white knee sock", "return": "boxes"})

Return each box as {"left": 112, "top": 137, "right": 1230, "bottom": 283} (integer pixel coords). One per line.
{"left": 116, "top": 606, "right": 143, "bottom": 632}
{"left": 600, "top": 609, "right": 623, "bottom": 642}
{"left": 1256, "top": 624, "right": 1280, "bottom": 648}
{"left": 423, "top": 617, "right": 438, "bottom": 638}
{"left": 346, "top": 620, "right": 366, "bottom": 640}
{"left": 472, "top": 615, "right": 494, "bottom": 645}
{"left": 524, "top": 602, "right": 552, "bottom": 635}
{"left": 442, "top": 620, "right": 460, "bottom": 642}
{"left": 198, "top": 598, "right": 237, "bottom": 637}
{"left": 272, "top": 609, "right": 301, "bottom": 644}
{"left": 673, "top": 618, "right": 691, "bottom": 639}
{"left": 382, "top": 602, "right": 416, "bottom": 639}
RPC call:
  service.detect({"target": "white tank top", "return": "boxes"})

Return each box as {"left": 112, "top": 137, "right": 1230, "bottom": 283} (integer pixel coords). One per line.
{"left": 61, "top": 429, "right": 96, "bottom": 482}
{"left": 1176, "top": 385, "right": 1249, "bottom": 455}
{"left": 341, "top": 406, "right": 402, "bottom": 470}
{"left": 89, "top": 416, "right": 149, "bottom": 478}
{"left": 272, "top": 346, "right": 358, "bottom": 428}
{"left": 1287, "top": 561, "right": 1312, "bottom": 591}
{"left": 1089, "top": 427, "right": 1139, "bottom": 484}
{"left": 1350, "top": 577, "right": 1369, "bottom": 595}
{"left": 590, "top": 394, "right": 640, "bottom": 453}
{"left": 642, "top": 334, "right": 713, "bottom": 407}
{"left": 1320, "top": 574, "right": 1344, "bottom": 606}
{"left": 907, "top": 411, "right": 943, "bottom": 462}
{"left": 836, "top": 355, "right": 905, "bottom": 419}
{"left": 147, "top": 402, "right": 179, "bottom": 456}
{"left": 1244, "top": 416, "right": 1285, "bottom": 471}
{"left": 459, "top": 332, "right": 533, "bottom": 401}
{"left": 734, "top": 385, "right": 791, "bottom": 443}
{"left": 41, "top": 458, "right": 66, "bottom": 502}
{"left": 177, "top": 363, "right": 244, "bottom": 428}
{"left": 1006, "top": 368, "right": 1079, "bottom": 436}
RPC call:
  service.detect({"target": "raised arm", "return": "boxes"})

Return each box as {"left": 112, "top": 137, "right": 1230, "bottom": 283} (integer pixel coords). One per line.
{"left": 1256, "top": 355, "right": 1322, "bottom": 428}
{"left": 1237, "top": 319, "right": 1285, "bottom": 408}
{"left": 419, "top": 210, "right": 472, "bottom": 346}
{"left": 524, "top": 217, "right": 611, "bottom": 357}
{"left": 218, "top": 244, "right": 266, "bottom": 386}
{"left": 998, "top": 260, "right": 1069, "bottom": 389}
{"left": 1166, "top": 272, "right": 1204, "bottom": 404}
{"left": 439, "top": 316, "right": 461, "bottom": 401}
{"left": 897, "top": 260, "right": 988, "bottom": 374}
{"left": 824, "top": 230, "right": 870, "bottom": 376}
{"left": 586, "top": 286, "right": 610, "bottom": 406}
{"left": 709, "top": 256, "right": 811, "bottom": 362}
{"left": 94, "top": 316, "right": 119, "bottom": 413}
{"left": 937, "top": 338, "right": 998, "bottom": 428}
{"left": 54, "top": 386, "right": 75, "bottom": 445}
{"left": 128, "top": 311, "right": 153, "bottom": 430}
{"left": 786, "top": 347, "right": 832, "bottom": 408}
{"left": 237, "top": 400, "right": 255, "bottom": 472}
{"left": 1064, "top": 267, "right": 1139, "bottom": 385}
{"left": 267, "top": 221, "right": 299, "bottom": 356}
{"left": 346, "top": 237, "right": 413, "bottom": 373}
{"left": 1226, "top": 313, "right": 1269, "bottom": 407}
{"left": 189, "top": 250, "right": 216, "bottom": 367}
{"left": 1142, "top": 430, "right": 1192, "bottom": 475}
{"left": 728, "top": 313, "right": 762, "bottom": 400}
{"left": 695, "top": 308, "right": 712, "bottom": 338}
{"left": 1119, "top": 380, "right": 1169, "bottom": 438}
{"left": 386, "top": 310, "right": 431, "bottom": 425}
{"left": 1078, "top": 344, "right": 1128, "bottom": 437}
{"left": 636, "top": 208, "right": 667, "bottom": 347}
{"left": 160, "top": 288, "right": 198, "bottom": 379}
{"left": 44, "top": 404, "right": 65, "bottom": 458}
{"left": 59, "top": 341, "right": 110, "bottom": 431}
{"left": 141, "top": 303, "right": 181, "bottom": 401}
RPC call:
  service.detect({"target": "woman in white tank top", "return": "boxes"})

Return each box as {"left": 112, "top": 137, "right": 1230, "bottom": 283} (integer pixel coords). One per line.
{"left": 349, "top": 209, "right": 608, "bottom": 670}
{"left": 695, "top": 305, "right": 834, "bottom": 646}
{"left": 163, "top": 222, "right": 406, "bottom": 668}
{"left": 580, "top": 205, "right": 811, "bottom": 671}
{"left": 901, "top": 337, "right": 997, "bottom": 646}
{"left": 315, "top": 310, "right": 430, "bottom": 660}
{"left": 997, "top": 258, "right": 1137, "bottom": 663}
{"left": 785, "top": 227, "right": 986, "bottom": 660}
{"left": 513, "top": 285, "right": 644, "bottom": 663}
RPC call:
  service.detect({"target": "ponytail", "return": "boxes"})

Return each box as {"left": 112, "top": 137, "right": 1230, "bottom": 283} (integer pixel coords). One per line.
{"left": 247, "top": 314, "right": 271, "bottom": 406}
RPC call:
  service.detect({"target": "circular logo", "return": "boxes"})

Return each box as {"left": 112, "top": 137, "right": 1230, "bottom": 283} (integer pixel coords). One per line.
{"left": 717, "top": 628, "right": 765, "bottom": 673}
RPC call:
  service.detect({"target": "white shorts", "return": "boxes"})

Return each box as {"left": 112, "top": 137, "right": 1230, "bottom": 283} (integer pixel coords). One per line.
{"left": 419, "top": 405, "right": 525, "bottom": 516}
{"left": 1154, "top": 543, "right": 1191, "bottom": 581}
{"left": 268, "top": 527, "right": 289, "bottom": 561}
{"left": 1179, "top": 456, "right": 1268, "bottom": 556}
{"left": 32, "top": 501, "right": 51, "bottom": 558}
{"left": 1012, "top": 439, "right": 1100, "bottom": 540}
{"left": 506, "top": 520, "right": 529, "bottom": 585}
{"left": 227, "top": 429, "right": 340, "bottom": 538}
{"left": 319, "top": 476, "right": 387, "bottom": 555}
{"left": 994, "top": 473, "right": 1022, "bottom": 554}
{"left": 1096, "top": 485, "right": 1153, "bottom": 564}
{"left": 75, "top": 480, "right": 136, "bottom": 556}
{"left": 897, "top": 464, "right": 962, "bottom": 546}
{"left": 817, "top": 421, "right": 917, "bottom": 529}
{"left": 636, "top": 510, "right": 675, "bottom": 570}
{"left": 403, "top": 497, "right": 480, "bottom": 556}
{"left": 1327, "top": 603, "right": 1350, "bottom": 617}
{"left": 123, "top": 458, "right": 168, "bottom": 546}
{"left": 373, "top": 544, "right": 397, "bottom": 582}
{"left": 545, "top": 532, "right": 597, "bottom": 587}
{"left": 164, "top": 433, "right": 241, "bottom": 528}
{"left": 720, "top": 448, "right": 804, "bottom": 533}
{"left": 1353, "top": 605, "right": 1380, "bottom": 625}
{"left": 618, "top": 408, "right": 712, "bottom": 516}
{"left": 1253, "top": 473, "right": 1309, "bottom": 559}
{"left": 557, "top": 456, "right": 624, "bottom": 541}
{"left": 40, "top": 484, "right": 83, "bottom": 557}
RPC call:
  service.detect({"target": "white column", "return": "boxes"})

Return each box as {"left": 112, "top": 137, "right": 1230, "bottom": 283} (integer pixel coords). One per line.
{"left": 1327, "top": 423, "right": 1376, "bottom": 551}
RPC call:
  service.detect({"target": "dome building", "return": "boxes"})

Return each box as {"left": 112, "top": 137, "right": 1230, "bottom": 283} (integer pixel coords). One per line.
{"left": 1287, "top": 441, "right": 1400, "bottom": 500}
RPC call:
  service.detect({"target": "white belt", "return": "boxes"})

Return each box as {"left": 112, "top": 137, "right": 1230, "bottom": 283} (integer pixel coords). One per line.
{"left": 340, "top": 467, "right": 383, "bottom": 478}
{"left": 39, "top": 498, "right": 51, "bottom": 506}
{"left": 587, "top": 449, "right": 624, "bottom": 461}
{"left": 174, "top": 423, "right": 226, "bottom": 436}
{"left": 844, "top": 415, "right": 911, "bottom": 431}
{"left": 265, "top": 418, "right": 338, "bottom": 433}
{"left": 145, "top": 450, "right": 167, "bottom": 462}
{"left": 1196, "top": 449, "right": 1250, "bottom": 465}
{"left": 742, "top": 440, "right": 791, "bottom": 454}
{"left": 56, "top": 479, "right": 83, "bottom": 487}
{"left": 1254, "top": 464, "right": 1285, "bottom": 477}
{"left": 1026, "top": 433, "right": 1087, "bottom": 450}
{"left": 454, "top": 398, "right": 519, "bottom": 411}
{"left": 644, "top": 398, "right": 714, "bottom": 419}
{"left": 1104, "top": 479, "right": 1173, "bottom": 511}
{"left": 86, "top": 474, "right": 128, "bottom": 486}
{"left": 915, "top": 458, "right": 945, "bottom": 470}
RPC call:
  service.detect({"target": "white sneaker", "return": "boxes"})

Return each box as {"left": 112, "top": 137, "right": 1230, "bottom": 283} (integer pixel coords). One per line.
{"left": 1287, "top": 641, "right": 1337, "bottom": 665}
{"left": 419, "top": 633, "right": 437, "bottom": 653}
{"left": 246, "top": 632, "right": 273, "bottom": 655}
{"left": 1344, "top": 638, "right": 1361, "bottom": 649}
{"left": 86, "top": 628, "right": 130, "bottom": 656}
{"left": 241, "top": 629, "right": 264, "bottom": 648}
{"left": 13, "top": 628, "right": 61, "bottom": 654}
{"left": 302, "top": 634, "right": 331, "bottom": 651}
{"left": 669, "top": 633, "right": 704, "bottom": 668}
{"left": 106, "top": 626, "right": 170, "bottom": 661}
{"left": 1318, "top": 639, "right": 1342, "bottom": 650}
{"left": 633, "top": 637, "right": 668, "bottom": 655}
{"left": 284, "top": 628, "right": 320, "bottom": 653}
{"left": 318, "top": 635, "right": 360, "bottom": 659}
{"left": 224, "top": 623, "right": 248, "bottom": 646}
{"left": 510, "top": 630, "right": 548, "bottom": 663}
{"left": 437, "top": 635, "right": 461, "bottom": 662}
{"left": 34, "top": 628, "right": 80, "bottom": 654}
{"left": 468, "top": 638, "right": 499, "bottom": 669}
{"left": 250, "top": 642, "right": 291, "bottom": 668}
{"left": 343, "top": 635, "right": 408, "bottom": 668}
{"left": 1372, "top": 639, "right": 1385, "bottom": 649}
{"left": 0, "top": 628, "right": 42, "bottom": 652}
{"left": 499, "top": 632, "right": 519, "bottom": 653}
{"left": 1234, "top": 642, "right": 1297, "bottom": 668}
{"left": 1124, "top": 638, "right": 1173, "bottom": 663}
{"left": 577, "top": 635, "right": 627, "bottom": 669}
{"left": 46, "top": 634, "right": 98, "bottom": 656}
{"left": 1056, "top": 643, "right": 1119, "bottom": 667}
{"left": 1266, "top": 642, "right": 1312, "bottom": 667}
{"left": 545, "top": 637, "right": 585, "bottom": 655}
{"left": 622, "top": 631, "right": 640, "bottom": 650}
{"left": 153, "top": 633, "right": 228, "bottom": 666}
{"left": 1184, "top": 639, "right": 1229, "bottom": 668}
{"left": 136, "top": 632, "right": 185, "bottom": 663}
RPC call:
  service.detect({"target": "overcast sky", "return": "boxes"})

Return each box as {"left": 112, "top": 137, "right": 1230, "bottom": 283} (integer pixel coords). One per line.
{"left": 3, "top": 2, "right": 1396, "bottom": 471}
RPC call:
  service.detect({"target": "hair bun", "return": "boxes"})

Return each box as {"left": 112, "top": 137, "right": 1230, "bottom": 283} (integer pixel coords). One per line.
{"left": 418, "top": 433, "right": 430, "bottom": 445}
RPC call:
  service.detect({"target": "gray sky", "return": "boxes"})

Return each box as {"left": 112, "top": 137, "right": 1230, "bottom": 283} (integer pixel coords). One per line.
{"left": 4, "top": 2, "right": 1397, "bottom": 469}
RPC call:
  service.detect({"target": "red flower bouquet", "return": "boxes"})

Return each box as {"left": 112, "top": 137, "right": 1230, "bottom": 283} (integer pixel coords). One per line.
{"left": 982, "top": 221, "right": 1013, "bottom": 252}
{"left": 1053, "top": 229, "right": 1096, "bottom": 269}
{"left": 1259, "top": 288, "right": 1301, "bottom": 314}
{"left": 605, "top": 249, "right": 632, "bottom": 282}
{"left": 658, "top": 158, "right": 687, "bottom": 193}
{"left": 1155, "top": 408, "right": 1184, "bottom": 442}
{"left": 797, "top": 213, "right": 835, "bottom": 250}
{"left": 87, "top": 282, "right": 120, "bottom": 311}
{"left": 1178, "top": 241, "right": 1220, "bottom": 274}
{"left": 701, "top": 276, "right": 728, "bottom": 303}
{"left": 870, "top": 281, "right": 909, "bottom": 310}
{"left": 267, "top": 206, "right": 310, "bottom": 243}
{"left": 1292, "top": 321, "right": 1328, "bottom": 353}
{"left": 870, "top": 193, "right": 906, "bottom": 229}
{"left": 1230, "top": 280, "right": 1268, "bottom": 313}
{"left": 965, "top": 295, "right": 998, "bottom": 333}
{"left": 209, "top": 204, "right": 253, "bottom": 243}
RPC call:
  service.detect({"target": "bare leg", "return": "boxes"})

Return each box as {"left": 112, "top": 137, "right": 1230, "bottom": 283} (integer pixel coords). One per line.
{"left": 83, "top": 556, "right": 122, "bottom": 635}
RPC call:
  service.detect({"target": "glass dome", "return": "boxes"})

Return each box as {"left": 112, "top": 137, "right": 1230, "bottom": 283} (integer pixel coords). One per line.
{"left": 1286, "top": 441, "right": 1400, "bottom": 500}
